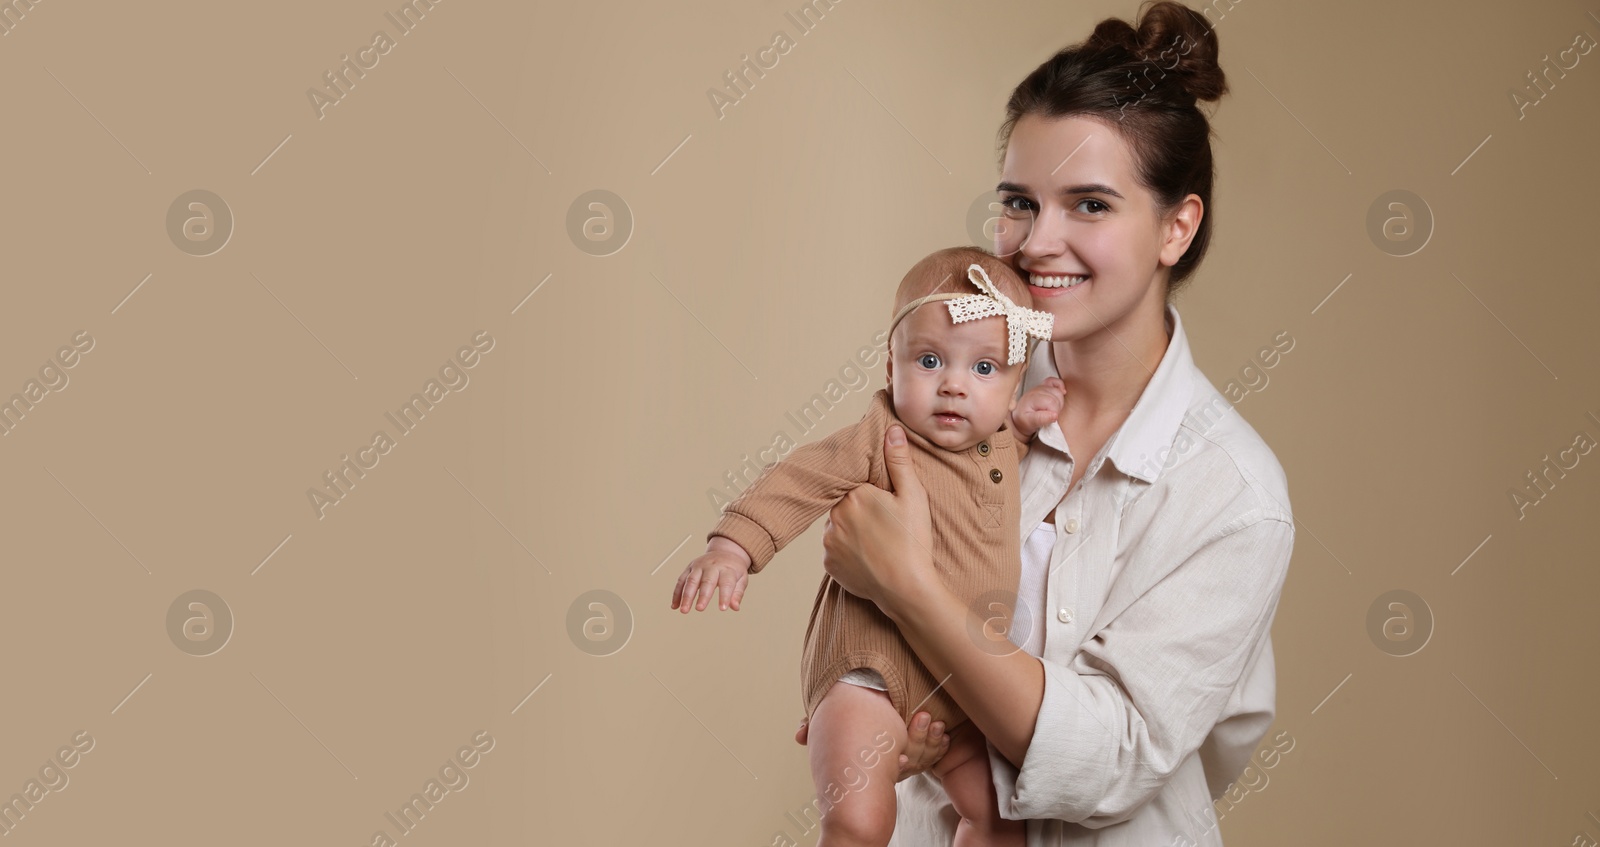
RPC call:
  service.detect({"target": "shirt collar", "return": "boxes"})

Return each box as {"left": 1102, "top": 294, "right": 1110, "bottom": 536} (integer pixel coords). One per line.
{"left": 1021, "top": 302, "right": 1194, "bottom": 484}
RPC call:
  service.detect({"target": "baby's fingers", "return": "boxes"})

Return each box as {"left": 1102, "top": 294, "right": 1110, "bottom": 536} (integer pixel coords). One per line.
{"left": 712, "top": 570, "right": 738, "bottom": 610}
{"left": 728, "top": 573, "right": 748, "bottom": 611}
{"left": 694, "top": 570, "right": 719, "bottom": 611}
{"left": 678, "top": 570, "right": 703, "bottom": 613}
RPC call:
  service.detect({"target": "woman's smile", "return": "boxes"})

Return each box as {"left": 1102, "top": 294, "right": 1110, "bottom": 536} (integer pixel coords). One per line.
{"left": 1027, "top": 277, "right": 1089, "bottom": 299}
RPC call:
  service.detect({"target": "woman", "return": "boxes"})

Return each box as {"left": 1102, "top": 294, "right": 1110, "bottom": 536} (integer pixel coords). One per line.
{"left": 795, "top": 2, "right": 1295, "bottom": 844}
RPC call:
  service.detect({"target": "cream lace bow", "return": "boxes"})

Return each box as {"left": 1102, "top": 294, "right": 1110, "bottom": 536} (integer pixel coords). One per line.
{"left": 887, "top": 263, "right": 1054, "bottom": 365}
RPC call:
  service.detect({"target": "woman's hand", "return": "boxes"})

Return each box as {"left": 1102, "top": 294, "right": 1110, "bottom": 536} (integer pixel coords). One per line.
{"left": 795, "top": 712, "right": 951, "bottom": 783}
{"left": 820, "top": 425, "right": 937, "bottom": 620}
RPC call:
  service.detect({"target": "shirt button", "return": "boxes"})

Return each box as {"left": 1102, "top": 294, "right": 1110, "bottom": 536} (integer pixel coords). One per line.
{"left": 1064, "top": 518, "right": 1079, "bottom": 534}
{"left": 989, "top": 468, "right": 1003, "bottom": 483}
{"left": 1057, "top": 607, "right": 1074, "bottom": 624}
{"left": 977, "top": 441, "right": 990, "bottom": 456}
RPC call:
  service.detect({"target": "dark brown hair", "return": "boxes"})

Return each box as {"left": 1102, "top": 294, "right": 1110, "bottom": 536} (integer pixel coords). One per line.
{"left": 998, "top": 0, "right": 1229, "bottom": 297}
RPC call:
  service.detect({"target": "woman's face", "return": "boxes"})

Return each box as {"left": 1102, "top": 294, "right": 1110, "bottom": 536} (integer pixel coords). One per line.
{"left": 994, "top": 113, "right": 1198, "bottom": 342}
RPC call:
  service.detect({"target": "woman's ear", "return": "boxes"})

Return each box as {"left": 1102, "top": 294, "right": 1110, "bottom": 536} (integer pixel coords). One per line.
{"left": 1160, "top": 194, "right": 1204, "bottom": 268}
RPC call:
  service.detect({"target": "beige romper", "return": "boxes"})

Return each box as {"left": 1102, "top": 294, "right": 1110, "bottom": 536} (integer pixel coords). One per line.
{"left": 708, "top": 387, "right": 1025, "bottom": 731}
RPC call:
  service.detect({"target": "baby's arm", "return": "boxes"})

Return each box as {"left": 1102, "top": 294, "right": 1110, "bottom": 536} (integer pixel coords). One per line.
{"left": 673, "top": 398, "right": 889, "bottom": 612}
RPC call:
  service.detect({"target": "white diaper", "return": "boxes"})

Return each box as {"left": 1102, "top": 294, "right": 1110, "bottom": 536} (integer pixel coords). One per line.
{"left": 838, "top": 667, "right": 888, "bottom": 691}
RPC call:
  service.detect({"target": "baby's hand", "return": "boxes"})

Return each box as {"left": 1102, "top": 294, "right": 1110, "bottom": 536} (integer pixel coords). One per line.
{"left": 671, "top": 536, "right": 753, "bottom": 613}
{"left": 1009, "top": 377, "right": 1066, "bottom": 441}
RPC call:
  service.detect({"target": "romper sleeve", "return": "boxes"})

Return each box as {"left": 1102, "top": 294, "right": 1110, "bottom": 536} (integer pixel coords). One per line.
{"left": 707, "top": 395, "right": 891, "bottom": 574}
{"left": 987, "top": 514, "right": 1295, "bottom": 827}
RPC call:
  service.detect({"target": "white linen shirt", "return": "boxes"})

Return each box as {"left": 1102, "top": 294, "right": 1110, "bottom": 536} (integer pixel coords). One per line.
{"left": 888, "top": 303, "right": 1295, "bottom": 846}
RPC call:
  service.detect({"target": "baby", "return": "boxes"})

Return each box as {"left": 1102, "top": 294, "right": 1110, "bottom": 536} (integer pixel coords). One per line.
{"left": 672, "top": 246, "right": 1064, "bottom": 846}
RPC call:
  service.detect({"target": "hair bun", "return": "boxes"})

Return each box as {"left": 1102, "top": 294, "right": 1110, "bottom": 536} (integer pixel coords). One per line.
{"left": 1087, "top": 1, "right": 1227, "bottom": 103}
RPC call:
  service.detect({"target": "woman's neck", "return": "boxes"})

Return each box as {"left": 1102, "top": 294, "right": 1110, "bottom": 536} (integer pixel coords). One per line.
{"left": 1050, "top": 293, "right": 1172, "bottom": 425}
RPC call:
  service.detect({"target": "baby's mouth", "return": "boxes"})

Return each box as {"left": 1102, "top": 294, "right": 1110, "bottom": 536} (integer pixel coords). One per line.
{"left": 933, "top": 412, "right": 965, "bottom": 424}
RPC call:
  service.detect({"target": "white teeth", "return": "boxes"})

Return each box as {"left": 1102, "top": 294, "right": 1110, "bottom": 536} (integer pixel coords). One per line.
{"left": 1030, "top": 274, "right": 1089, "bottom": 289}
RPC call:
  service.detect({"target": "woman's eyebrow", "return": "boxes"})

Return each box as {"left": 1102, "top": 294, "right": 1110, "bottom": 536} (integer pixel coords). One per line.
{"left": 996, "top": 180, "right": 1125, "bottom": 200}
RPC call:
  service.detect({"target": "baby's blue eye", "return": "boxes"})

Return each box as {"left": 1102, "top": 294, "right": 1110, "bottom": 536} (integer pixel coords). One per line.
{"left": 918, "top": 353, "right": 941, "bottom": 369}
{"left": 974, "top": 361, "right": 996, "bottom": 376}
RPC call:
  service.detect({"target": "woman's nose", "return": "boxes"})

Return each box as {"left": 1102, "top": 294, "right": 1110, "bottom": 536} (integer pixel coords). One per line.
{"left": 1020, "top": 208, "right": 1067, "bottom": 259}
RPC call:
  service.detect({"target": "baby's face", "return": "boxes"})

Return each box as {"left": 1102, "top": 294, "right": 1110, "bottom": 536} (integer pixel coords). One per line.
{"left": 886, "top": 304, "right": 1026, "bottom": 452}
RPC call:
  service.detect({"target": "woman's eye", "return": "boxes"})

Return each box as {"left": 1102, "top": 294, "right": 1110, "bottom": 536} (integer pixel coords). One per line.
{"left": 974, "top": 361, "right": 996, "bottom": 376}
{"left": 999, "top": 195, "right": 1036, "bottom": 215}
{"left": 1076, "top": 198, "right": 1109, "bottom": 214}
{"left": 918, "top": 353, "right": 941, "bottom": 369}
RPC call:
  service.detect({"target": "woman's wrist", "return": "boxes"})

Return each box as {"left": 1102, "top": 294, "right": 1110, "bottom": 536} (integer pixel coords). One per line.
{"left": 882, "top": 573, "right": 955, "bottom": 631}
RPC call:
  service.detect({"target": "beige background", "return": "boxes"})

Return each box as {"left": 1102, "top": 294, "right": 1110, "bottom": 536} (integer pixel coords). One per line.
{"left": 1, "top": 0, "right": 1596, "bottom": 844}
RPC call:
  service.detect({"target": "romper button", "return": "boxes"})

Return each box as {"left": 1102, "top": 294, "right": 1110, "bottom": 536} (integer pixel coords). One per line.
{"left": 989, "top": 468, "right": 1003, "bottom": 483}
{"left": 977, "top": 441, "right": 990, "bottom": 456}
{"left": 1058, "top": 608, "right": 1074, "bottom": 624}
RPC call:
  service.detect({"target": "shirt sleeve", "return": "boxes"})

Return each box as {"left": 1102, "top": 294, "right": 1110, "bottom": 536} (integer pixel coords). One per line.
{"left": 707, "top": 403, "right": 888, "bottom": 574}
{"left": 987, "top": 515, "right": 1295, "bottom": 827}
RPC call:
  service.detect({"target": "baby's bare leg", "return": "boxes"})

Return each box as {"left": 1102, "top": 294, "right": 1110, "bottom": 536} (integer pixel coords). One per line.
{"left": 930, "top": 722, "right": 1024, "bottom": 847}
{"left": 806, "top": 680, "right": 910, "bottom": 847}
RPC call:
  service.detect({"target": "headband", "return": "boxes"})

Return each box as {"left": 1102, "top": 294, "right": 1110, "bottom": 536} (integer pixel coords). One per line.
{"left": 887, "top": 263, "right": 1054, "bottom": 366}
